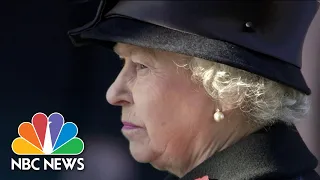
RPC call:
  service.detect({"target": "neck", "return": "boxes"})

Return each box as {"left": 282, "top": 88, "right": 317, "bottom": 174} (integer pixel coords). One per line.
{"left": 169, "top": 114, "right": 262, "bottom": 178}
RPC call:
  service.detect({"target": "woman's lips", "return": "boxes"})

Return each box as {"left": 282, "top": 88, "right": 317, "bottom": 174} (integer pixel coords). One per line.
{"left": 121, "top": 122, "right": 144, "bottom": 140}
{"left": 122, "top": 122, "right": 141, "bottom": 130}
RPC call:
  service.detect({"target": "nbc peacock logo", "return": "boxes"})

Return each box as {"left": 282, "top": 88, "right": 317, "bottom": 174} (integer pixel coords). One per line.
{"left": 11, "top": 112, "right": 85, "bottom": 171}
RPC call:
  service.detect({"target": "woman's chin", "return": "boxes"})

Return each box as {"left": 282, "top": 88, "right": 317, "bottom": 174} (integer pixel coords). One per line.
{"left": 129, "top": 142, "right": 153, "bottom": 163}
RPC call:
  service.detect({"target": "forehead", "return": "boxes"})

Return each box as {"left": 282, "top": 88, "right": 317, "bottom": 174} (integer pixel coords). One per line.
{"left": 113, "top": 43, "right": 191, "bottom": 62}
{"left": 113, "top": 43, "right": 153, "bottom": 57}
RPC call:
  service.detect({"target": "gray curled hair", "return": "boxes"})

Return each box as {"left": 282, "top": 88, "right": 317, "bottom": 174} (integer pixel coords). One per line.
{"left": 176, "top": 56, "right": 310, "bottom": 126}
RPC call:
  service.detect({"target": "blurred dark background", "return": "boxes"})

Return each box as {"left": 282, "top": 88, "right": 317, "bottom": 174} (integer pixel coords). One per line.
{"left": 0, "top": 0, "right": 319, "bottom": 180}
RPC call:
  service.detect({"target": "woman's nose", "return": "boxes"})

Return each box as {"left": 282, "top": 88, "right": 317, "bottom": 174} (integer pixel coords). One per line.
{"left": 106, "top": 73, "right": 133, "bottom": 106}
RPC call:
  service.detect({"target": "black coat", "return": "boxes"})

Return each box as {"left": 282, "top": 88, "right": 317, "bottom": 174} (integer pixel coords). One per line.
{"left": 164, "top": 123, "right": 320, "bottom": 180}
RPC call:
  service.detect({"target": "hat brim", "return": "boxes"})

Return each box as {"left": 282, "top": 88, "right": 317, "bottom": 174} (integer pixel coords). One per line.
{"left": 68, "top": 16, "right": 311, "bottom": 95}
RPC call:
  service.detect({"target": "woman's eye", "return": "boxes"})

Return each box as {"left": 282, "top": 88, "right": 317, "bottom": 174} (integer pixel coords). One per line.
{"left": 136, "top": 63, "right": 147, "bottom": 71}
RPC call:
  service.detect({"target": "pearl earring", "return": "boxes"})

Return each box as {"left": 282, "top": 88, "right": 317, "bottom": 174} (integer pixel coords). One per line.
{"left": 214, "top": 109, "right": 224, "bottom": 122}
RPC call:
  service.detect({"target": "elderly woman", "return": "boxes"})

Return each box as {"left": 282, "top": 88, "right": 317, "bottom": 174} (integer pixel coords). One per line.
{"left": 69, "top": 1, "right": 320, "bottom": 180}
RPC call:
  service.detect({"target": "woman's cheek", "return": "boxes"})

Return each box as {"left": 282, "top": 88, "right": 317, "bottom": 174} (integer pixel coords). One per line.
{"left": 135, "top": 70, "right": 163, "bottom": 95}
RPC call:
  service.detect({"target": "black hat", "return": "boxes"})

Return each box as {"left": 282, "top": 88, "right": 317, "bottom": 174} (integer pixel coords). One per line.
{"left": 68, "top": 0, "right": 319, "bottom": 95}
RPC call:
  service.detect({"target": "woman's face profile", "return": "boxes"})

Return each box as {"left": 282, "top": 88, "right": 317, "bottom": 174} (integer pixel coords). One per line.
{"left": 106, "top": 43, "right": 215, "bottom": 170}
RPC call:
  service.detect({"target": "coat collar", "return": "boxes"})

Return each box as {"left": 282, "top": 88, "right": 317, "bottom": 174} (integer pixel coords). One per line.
{"left": 164, "top": 123, "right": 318, "bottom": 180}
